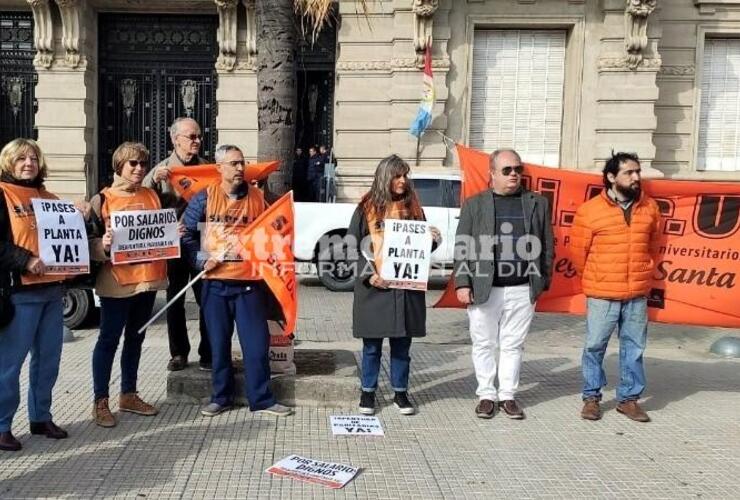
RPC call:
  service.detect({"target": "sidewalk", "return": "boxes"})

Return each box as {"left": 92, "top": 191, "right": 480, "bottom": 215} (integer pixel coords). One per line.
{"left": 0, "top": 278, "right": 738, "bottom": 499}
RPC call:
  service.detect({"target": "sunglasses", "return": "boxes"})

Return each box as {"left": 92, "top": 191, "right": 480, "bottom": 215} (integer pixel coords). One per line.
{"left": 501, "top": 165, "right": 524, "bottom": 176}
{"left": 179, "top": 134, "right": 202, "bottom": 142}
{"left": 126, "top": 159, "right": 149, "bottom": 169}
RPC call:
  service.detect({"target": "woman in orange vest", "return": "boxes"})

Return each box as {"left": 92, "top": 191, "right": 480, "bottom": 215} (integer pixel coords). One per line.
{"left": 0, "top": 139, "right": 69, "bottom": 451}
{"left": 88, "top": 142, "right": 168, "bottom": 428}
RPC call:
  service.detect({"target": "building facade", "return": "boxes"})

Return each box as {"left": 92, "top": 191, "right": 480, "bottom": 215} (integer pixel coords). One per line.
{"left": 1, "top": 0, "right": 739, "bottom": 201}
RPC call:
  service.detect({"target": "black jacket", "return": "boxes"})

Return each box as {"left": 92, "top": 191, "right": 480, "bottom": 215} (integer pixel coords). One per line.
{"left": 348, "top": 205, "right": 438, "bottom": 339}
{"left": 0, "top": 174, "right": 44, "bottom": 293}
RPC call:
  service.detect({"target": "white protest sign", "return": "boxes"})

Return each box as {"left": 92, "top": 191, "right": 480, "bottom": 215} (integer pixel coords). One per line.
{"left": 330, "top": 415, "right": 384, "bottom": 436}
{"left": 110, "top": 208, "right": 180, "bottom": 265}
{"left": 266, "top": 455, "right": 359, "bottom": 489}
{"left": 31, "top": 199, "right": 89, "bottom": 275}
{"left": 379, "top": 218, "right": 432, "bottom": 290}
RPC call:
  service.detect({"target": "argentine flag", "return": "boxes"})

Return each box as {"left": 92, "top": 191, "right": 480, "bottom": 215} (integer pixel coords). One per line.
{"left": 409, "top": 46, "right": 435, "bottom": 138}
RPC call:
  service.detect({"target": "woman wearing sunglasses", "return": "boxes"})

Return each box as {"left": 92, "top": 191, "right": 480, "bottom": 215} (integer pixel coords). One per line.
{"left": 348, "top": 154, "right": 441, "bottom": 416}
{"left": 0, "top": 139, "right": 70, "bottom": 451}
{"left": 88, "top": 142, "right": 168, "bottom": 427}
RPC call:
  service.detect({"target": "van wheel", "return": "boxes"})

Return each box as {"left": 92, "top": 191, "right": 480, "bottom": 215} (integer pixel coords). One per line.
{"left": 63, "top": 289, "right": 91, "bottom": 329}
{"left": 316, "top": 240, "right": 356, "bottom": 292}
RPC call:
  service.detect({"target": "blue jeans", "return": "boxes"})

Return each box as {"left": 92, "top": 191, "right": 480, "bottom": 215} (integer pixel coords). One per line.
{"left": 0, "top": 285, "right": 64, "bottom": 432}
{"left": 361, "top": 337, "right": 412, "bottom": 393}
{"left": 93, "top": 292, "right": 157, "bottom": 400}
{"left": 582, "top": 296, "right": 648, "bottom": 402}
{"left": 201, "top": 280, "right": 275, "bottom": 410}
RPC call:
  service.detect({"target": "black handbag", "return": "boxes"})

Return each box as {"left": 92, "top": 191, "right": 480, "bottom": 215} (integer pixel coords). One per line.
{"left": 0, "top": 286, "right": 14, "bottom": 329}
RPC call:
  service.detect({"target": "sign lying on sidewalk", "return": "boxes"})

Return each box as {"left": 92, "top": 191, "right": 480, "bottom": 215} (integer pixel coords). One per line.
{"left": 266, "top": 455, "right": 359, "bottom": 489}
{"left": 330, "top": 415, "right": 384, "bottom": 436}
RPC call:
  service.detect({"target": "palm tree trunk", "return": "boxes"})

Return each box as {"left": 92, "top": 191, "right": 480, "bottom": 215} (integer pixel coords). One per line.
{"left": 256, "top": 0, "right": 296, "bottom": 197}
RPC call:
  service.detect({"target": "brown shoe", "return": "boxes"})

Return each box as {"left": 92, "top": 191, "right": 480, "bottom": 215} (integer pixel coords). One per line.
{"left": 475, "top": 399, "right": 496, "bottom": 419}
{"left": 119, "top": 393, "right": 158, "bottom": 416}
{"left": 499, "top": 400, "right": 525, "bottom": 420}
{"left": 616, "top": 400, "right": 650, "bottom": 422}
{"left": 0, "top": 431, "right": 21, "bottom": 451}
{"left": 93, "top": 398, "right": 117, "bottom": 428}
{"left": 581, "top": 397, "right": 601, "bottom": 421}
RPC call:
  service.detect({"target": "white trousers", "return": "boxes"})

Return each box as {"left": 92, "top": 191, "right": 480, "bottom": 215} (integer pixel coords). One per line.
{"left": 467, "top": 285, "right": 535, "bottom": 401}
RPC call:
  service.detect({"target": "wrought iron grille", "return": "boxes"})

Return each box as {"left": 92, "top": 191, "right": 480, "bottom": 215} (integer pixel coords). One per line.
{"left": 0, "top": 11, "right": 37, "bottom": 147}
{"left": 97, "top": 14, "right": 218, "bottom": 188}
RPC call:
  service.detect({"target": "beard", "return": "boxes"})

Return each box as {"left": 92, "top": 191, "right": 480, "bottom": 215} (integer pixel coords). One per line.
{"left": 615, "top": 182, "right": 640, "bottom": 200}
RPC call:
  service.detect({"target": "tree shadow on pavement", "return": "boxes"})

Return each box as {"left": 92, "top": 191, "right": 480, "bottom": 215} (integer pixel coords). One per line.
{"left": 0, "top": 407, "right": 270, "bottom": 498}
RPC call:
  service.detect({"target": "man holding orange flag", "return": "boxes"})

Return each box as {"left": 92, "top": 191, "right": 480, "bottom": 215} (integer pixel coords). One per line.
{"left": 181, "top": 144, "right": 293, "bottom": 418}
{"left": 143, "top": 117, "right": 211, "bottom": 372}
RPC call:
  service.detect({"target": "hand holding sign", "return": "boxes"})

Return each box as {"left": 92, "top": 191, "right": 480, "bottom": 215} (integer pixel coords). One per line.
{"left": 25, "top": 256, "right": 46, "bottom": 275}
{"left": 102, "top": 226, "right": 113, "bottom": 254}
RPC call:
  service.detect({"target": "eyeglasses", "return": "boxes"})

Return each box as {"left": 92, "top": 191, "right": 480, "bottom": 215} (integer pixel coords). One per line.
{"left": 126, "top": 159, "right": 149, "bottom": 169}
{"left": 501, "top": 165, "right": 524, "bottom": 176}
{"left": 220, "top": 159, "right": 245, "bottom": 168}
{"left": 178, "top": 133, "right": 202, "bottom": 142}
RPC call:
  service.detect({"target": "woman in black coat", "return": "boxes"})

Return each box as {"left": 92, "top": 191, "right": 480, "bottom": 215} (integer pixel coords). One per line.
{"left": 347, "top": 154, "right": 440, "bottom": 416}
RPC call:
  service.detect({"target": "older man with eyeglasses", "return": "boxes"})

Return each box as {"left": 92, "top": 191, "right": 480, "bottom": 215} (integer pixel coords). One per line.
{"left": 143, "top": 117, "right": 211, "bottom": 373}
{"left": 453, "top": 149, "right": 554, "bottom": 420}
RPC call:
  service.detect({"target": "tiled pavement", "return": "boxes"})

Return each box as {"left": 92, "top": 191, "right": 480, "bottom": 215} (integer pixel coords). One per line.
{"left": 0, "top": 276, "right": 738, "bottom": 499}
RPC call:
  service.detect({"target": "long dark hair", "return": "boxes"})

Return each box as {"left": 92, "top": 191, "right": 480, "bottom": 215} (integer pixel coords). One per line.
{"left": 359, "top": 154, "right": 421, "bottom": 220}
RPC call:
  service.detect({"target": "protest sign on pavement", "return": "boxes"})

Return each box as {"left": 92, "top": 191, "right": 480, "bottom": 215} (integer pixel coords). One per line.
{"left": 110, "top": 208, "right": 180, "bottom": 264}
{"left": 380, "top": 218, "right": 432, "bottom": 290}
{"left": 330, "top": 415, "right": 384, "bottom": 436}
{"left": 266, "top": 455, "right": 359, "bottom": 489}
{"left": 31, "top": 199, "right": 89, "bottom": 275}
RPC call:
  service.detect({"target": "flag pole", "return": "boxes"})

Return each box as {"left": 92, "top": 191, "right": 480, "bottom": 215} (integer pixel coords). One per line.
{"left": 415, "top": 134, "right": 421, "bottom": 167}
{"left": 137, "top": 268, "right": 207, "bottom": 334}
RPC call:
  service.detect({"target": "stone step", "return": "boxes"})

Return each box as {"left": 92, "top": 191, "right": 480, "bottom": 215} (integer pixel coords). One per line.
{"left": 166, "top": 349, "right": 359, "bottom": 407}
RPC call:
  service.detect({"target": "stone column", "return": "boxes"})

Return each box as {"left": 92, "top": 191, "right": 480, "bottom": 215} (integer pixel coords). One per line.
{"left": 594, "top": 0, "right": 663, "bottom": 177}
{"left": 213, "top": 0, "right": 259, "bottom": 159}
{"left": 31, "top": 0, "right": 96, "bottom": 198}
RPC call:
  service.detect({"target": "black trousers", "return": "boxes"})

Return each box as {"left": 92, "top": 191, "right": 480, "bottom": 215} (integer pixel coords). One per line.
{"left": 166, "top": 254, "right": 211, "bottom": 363}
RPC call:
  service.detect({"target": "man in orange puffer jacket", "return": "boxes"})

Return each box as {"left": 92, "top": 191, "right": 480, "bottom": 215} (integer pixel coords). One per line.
{"left": 570, "top": 152, "right": 662, "bottom": 423}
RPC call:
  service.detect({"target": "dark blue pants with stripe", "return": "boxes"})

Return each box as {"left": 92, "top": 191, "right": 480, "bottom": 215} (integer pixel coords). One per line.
{"left": 201, "top": 280, "right": 275, "bottom": 410}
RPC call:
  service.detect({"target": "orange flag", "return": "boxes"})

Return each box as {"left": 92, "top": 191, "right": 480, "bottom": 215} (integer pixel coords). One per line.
{"left": 237, "top": 191, "right": 297, "bottom": 335}
{"left": 436, "top": 144, "right": 740, "bottom": 328}
{"left": 170, "top": 161, "right": 280, "bottom": 202}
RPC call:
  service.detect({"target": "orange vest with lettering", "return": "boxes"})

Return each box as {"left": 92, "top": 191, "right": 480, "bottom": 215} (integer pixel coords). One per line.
{"left": 203, "top": 183, "right": 265, "bottom": 281}
{"left": 0, "top": 181, "right": 64, "bottom": 286}
{"left": 101, "top": 187, "right": 167, "bottom": 286}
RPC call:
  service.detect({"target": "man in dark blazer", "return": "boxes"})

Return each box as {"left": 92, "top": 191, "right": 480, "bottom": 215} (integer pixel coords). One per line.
{"left": 453, "top": 149, "right": 554, "bottom": 420}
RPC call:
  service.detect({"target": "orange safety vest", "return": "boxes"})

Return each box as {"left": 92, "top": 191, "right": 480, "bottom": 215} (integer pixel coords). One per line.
{"left": 0, "top": 181, "right": 65, "bottom": 286}
{"left": 203, "top": 183, "right": 265, "bottom": 281}
{"left": 101, "top": 186, "right": 167, "bottom": 286}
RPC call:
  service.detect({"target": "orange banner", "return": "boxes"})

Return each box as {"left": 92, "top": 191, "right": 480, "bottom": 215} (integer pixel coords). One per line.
{"left": 170, "top": 161, "right": 280, "bottom": 202}
{"left": 435, "top": 144, "right": 740, "bottom": 328}
{"left": 238, "top": 191, "right": 297, "bottom": 335}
